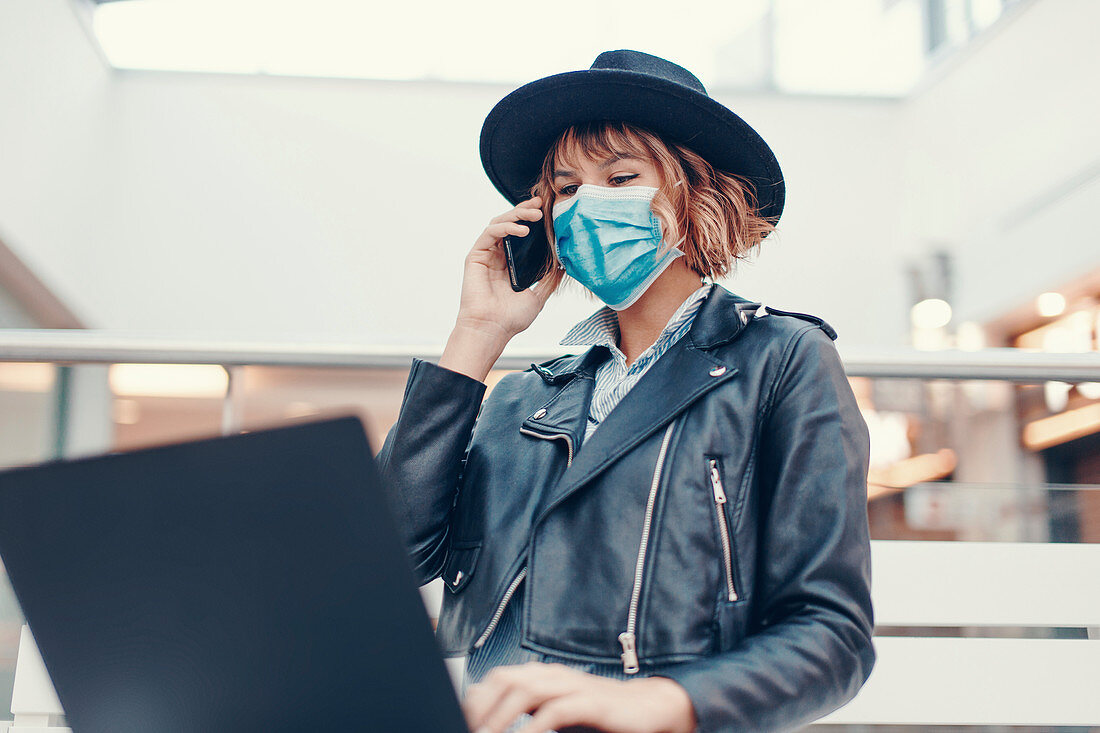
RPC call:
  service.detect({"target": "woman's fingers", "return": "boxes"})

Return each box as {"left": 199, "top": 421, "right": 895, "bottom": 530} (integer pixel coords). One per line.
{"left": 451, "top": 196, "right": 553, "bottom": 342}
{"left": 462, "top": 675, "right": 510, "bottom": 731}
{"left": 529, "top": 277, "right": 556, "bottom": 306}
{"left": 515, "top": 205, "right": 544, "bottom": 222}
{"left": 471, "top": 219, "right": 535, "bottom": 257}
{"left": 510, "top": 222, "right": 531, "bottom": 237}
{"left": 468, "top": 669, "right": 698, "bottom": 733}
{"left": 475, "top": 687, "right": 545, "bottom": 733}
{"left": 515, "top": 694, "right": 604, "bottom": 733}
{"left": 472, "top": 197, "right": 545, "bottom": 262}
{"left": 465, "top": 663, "right": 588, "bottom": 733}
{"left": 488, "top": 197, "right": 544, "bottom": 225}
{"left": 490, "top": 208, "right": 543, "bottom": 225}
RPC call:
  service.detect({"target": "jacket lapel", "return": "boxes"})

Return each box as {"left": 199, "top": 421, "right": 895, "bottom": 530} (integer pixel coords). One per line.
{"left": 533, "top": 336, "right": 738, "bottom": 525}
{"left": 525, "top": 285, "right": 762, "bottom": 525}
{"left": 519, "top": 345, "right": 609, "bottom": 463}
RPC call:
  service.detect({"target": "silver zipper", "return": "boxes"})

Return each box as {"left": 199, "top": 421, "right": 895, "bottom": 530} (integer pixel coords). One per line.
{"left": 709, "top": 459, "right": 738, "bottom": 602}
{"left": 618, "top": 421, "right": 677, "bottom": 675}
{"left": 519, "top": 427, "right": 574, "bottom": 467}
{"left": 473, "top": 566, "right": 527, "bottom": 649}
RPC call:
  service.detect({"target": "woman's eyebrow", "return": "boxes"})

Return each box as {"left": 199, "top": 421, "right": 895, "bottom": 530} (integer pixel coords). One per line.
{"left": 553, "top": 153, "right": 639, "bottom": 179}
{"left": 598, "top": 153, "right": 638, "bottom": 170}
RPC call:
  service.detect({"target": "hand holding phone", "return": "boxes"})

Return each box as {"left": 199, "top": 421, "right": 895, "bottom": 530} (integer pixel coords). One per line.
{"left": 441, "top": 198, "right": 554, "bottom": 381}
{"left": 503, "top": 217, "right": 553, "bottom": 292}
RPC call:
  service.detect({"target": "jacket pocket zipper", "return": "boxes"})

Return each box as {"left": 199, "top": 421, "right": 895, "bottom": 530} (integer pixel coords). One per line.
{"left": 518, "top": 427, "right": 574, "bottom": 467}
{"left": 618, "top": 421, "right": 677, "bottom": 675}
{"left": 473, "top": 566, "right": 527, "bottom": 649}
{"left": 708, "top": 458, "right": 738, "bottom": 602}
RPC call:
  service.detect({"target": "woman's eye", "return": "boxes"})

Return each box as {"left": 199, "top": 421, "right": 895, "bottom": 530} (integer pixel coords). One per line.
{"left": 557, "top": 184, "right": 578, "bottom": 196}
{"left": 610, "top": 174, "right": 639, "bottom": 185}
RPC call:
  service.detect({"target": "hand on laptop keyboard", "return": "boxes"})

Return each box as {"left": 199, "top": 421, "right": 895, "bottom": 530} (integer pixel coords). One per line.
{"left": 462, "top": 662, "right": 696, "bottom": 733}
{"left": 504, "top": 713, "right": 553, "bottom": 733}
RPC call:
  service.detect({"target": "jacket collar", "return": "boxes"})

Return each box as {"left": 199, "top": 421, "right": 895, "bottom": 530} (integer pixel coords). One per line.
{"left": 558, "top": 283, "right": 712, "bottom": 353}
{"left": 529, "top": 344, "right": 609, "bottom": 385}
{"left": 686, "top": 283, "right": 764, "bottom": 349}
{"left": 529, "top": 283, "right": 761, "bottom": 385}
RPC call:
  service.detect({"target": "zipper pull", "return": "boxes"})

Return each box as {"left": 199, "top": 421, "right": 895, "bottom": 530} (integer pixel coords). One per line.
{"left": 617, "top": 631, "right": 640, "bottom": 675}
{"left": 709, "top": 460, "right": 727, "bottom": 503}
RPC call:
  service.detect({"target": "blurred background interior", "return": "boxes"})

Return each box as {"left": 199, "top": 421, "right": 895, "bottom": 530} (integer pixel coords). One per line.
{"left": 1, "top": 0, "right": 1098, "bottom": 729}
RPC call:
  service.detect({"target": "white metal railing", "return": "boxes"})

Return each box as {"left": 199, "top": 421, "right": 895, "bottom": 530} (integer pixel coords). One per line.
{"left": 1, "top": 329, "right": 1099, "bottom": 380}
{"left": 823, "top": 540, "right": 1100, "bottom": 726}
{"left": 3, "top": 329, "right": 1098, "bottom": 437}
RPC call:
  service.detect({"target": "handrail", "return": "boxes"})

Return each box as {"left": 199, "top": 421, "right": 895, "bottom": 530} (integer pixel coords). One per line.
{"left": 0, "top": 329, "right": 1099, "bottom": 381}
{"left": 902, "top": 480, "right": 1100, "bottom": 493}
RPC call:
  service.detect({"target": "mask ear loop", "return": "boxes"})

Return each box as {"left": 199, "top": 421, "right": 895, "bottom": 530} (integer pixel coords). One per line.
{"left": 551, "top": 222, "right": 566, "bottom": 270}
{"left": 654, "top": 232, "right": 688, "bottom": 262}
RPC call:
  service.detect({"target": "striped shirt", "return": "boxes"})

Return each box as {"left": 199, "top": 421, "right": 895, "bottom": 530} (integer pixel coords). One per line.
{"left": 464, "top": 283, "right": 713, "bottom": 693}
{"left": 562, "top": 283, "right": 712, "bottom": 442}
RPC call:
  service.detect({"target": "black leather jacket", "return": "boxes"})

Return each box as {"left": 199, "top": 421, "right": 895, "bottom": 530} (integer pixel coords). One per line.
{"left": 377, "top": 284, "right": 874, "bottom": 732}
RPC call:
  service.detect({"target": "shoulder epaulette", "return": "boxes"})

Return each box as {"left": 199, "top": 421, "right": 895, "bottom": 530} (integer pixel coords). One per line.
{"left": 526, "top": 355, "right": 577, "bottom": 382}
{"left": 761, "top": 306, "right": 838, "bottom": 341}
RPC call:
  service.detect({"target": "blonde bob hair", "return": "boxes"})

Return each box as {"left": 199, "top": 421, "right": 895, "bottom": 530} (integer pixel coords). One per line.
{"left": 529, "top": 120, "right": 777, "bottom": 296}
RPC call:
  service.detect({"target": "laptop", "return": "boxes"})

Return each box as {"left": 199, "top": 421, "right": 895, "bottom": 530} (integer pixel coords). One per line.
{"left": 0, "top": 416, "right": 470, "bottom": 732}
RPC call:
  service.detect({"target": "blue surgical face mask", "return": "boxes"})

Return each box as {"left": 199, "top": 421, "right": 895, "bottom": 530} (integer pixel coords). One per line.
{"left": 552, "top": 184, "right": 683, "bottom": 311}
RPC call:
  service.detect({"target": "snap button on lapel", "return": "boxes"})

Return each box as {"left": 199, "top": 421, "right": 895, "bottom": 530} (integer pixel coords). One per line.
{"left": 532, "top": 408, "right": 547, "bottom": 419}
{"left": 709, "top": 366, "right": 727, "bottom": 377}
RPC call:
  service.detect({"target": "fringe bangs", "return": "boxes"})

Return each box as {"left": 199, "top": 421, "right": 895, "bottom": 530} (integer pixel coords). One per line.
{"left": 528, "top": 120, "right": 777, "bottom": 297}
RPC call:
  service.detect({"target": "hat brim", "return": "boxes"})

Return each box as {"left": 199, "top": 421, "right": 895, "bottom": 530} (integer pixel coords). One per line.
{"left": 480, "top": 68, "right": 785, "bottom": 224}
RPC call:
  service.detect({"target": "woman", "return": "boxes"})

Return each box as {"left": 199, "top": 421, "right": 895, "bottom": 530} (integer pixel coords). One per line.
{"left": 377, "top": 50, "right": 874, "bottom": 733}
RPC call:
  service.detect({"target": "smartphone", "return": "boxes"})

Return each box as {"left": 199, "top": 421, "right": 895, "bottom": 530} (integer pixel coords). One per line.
{"left": 503, "top": 220, "right": 553, "bottom": 292}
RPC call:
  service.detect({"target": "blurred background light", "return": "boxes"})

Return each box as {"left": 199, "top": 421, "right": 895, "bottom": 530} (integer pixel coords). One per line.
{"left": 0, "top": 364, "right": 55, "bottom": 393}
{"left": 1078, "top": 382, "right": 1100, "bottom": 401}
{"left": 1043, "top": 380, "right": 1071, "bottom": 413}
{"left": 1036, "top": 291, "right": 1067, "bottom": 317}
{"left": 109, "top": 364, "right": 228, "bottom": 398}
{"left": 955, "top": 320, "right": 986, "bottom": 351}
{"left": 910, "top": 298, "right": 952, "bottom": 330}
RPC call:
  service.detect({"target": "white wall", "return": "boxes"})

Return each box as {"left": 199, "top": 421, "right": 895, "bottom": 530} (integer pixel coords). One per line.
{"left": 0, "top": 0, "right": 1095, "bottom": 353}
{"left": 0, "top": 288, "right": 36, "bottom": 328}
{"left": 0, "top": 0, "right": 113, "bottom": 318}
{"left": 0, "top": 0, "right": 907, "bottom": 351}
{"left": 897, "top": 0, "right": 1100, "bottom": 326}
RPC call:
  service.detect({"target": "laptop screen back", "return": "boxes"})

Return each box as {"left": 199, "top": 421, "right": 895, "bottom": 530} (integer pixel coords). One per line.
{"left": 0, "top": 416, "right": 468, "bottom": 733}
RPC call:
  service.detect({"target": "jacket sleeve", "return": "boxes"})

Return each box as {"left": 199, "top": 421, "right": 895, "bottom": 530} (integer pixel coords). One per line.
{"left": 659, "top": 326, "right": 875, "bottom": 732}
{"left": 375, "top": 357, "right": 487, "bottom": 585}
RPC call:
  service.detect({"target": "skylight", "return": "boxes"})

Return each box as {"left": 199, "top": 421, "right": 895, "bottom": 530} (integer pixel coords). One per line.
{"left": 88, "top": 0, "right": 1011, "bottom": 97}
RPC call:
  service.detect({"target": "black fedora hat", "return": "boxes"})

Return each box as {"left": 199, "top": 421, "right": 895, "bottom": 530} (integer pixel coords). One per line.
{"left": 479, "top": 49, "right": 785, "bottom": 225}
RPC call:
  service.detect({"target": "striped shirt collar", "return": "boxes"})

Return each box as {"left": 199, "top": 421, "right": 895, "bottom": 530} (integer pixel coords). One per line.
{"left": 560, "top": 283, "right": 713, "bottom": 355}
